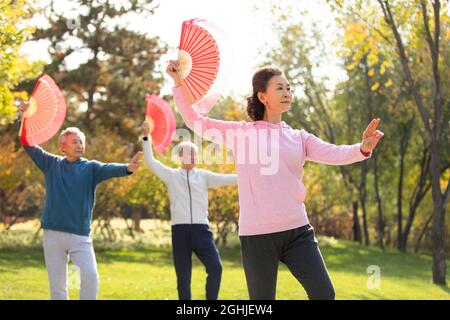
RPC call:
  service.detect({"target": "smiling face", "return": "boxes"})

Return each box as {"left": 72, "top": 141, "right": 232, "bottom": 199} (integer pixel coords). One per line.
{"left": 257, "top": 74, "right": 292, "bottom": 115}
{"left": 60, "top": 133, "right": 85, "bottom": 160}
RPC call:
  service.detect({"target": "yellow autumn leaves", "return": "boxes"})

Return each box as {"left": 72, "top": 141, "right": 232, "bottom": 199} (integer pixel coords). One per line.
{"left": 341, "top": 21, "right": 394, "bottom": 92}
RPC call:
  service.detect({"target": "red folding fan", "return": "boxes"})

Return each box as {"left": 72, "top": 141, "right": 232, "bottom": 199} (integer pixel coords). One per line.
{"left": 178, "top": 18, "right": 231, "bottom": 114}
{"left": 145, "top": 94, "right": 176, "bottom": 154}
{"left": 19, "top": 74, "right": 67, "bottom": 146}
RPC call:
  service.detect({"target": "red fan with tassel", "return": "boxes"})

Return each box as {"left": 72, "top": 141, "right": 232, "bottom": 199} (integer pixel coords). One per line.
{"left": 178, "top": 18, "right": 231, "bottom": 114}
{"left": 19, "top": 74, "right": 67, "bottom": 146}
{"left": 145, "top": 94, "right": 176, "bottom": 154}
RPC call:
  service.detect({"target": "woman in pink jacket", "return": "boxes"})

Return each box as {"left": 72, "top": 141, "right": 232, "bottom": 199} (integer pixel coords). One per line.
{"left": 166, "top": 61, "right": 384, "bottom": 300}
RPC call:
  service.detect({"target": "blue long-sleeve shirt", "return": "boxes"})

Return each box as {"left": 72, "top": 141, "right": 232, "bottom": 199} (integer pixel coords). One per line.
{"left": 23, "top": 145, "right": 131, "bottom": 236}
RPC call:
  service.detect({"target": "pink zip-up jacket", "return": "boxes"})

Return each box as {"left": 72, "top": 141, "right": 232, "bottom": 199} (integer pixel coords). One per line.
{"left": 173, "top": 86, "right": 371, "bottom": 236}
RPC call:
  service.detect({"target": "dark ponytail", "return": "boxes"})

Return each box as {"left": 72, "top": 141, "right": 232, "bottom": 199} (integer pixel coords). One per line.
{"left": 246, "top": 66, "right": 282, "bottom": 121}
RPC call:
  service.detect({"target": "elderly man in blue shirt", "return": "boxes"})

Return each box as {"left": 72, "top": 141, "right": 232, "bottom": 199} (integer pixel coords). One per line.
{"left": 18, "top": 102, "right": 143, "bottom": 300}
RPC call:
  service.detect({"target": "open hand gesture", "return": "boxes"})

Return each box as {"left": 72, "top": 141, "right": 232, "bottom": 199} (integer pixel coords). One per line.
{"left": 361, "top": 118, "right": 384, "bottom": 153}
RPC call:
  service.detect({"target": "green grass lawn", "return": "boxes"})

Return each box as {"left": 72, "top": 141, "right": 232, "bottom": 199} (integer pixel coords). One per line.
{"left": 0, "top": 220, "right": 449, "bottom": 300}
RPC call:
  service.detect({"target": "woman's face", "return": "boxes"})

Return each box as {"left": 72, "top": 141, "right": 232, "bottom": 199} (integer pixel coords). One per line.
{"left": 258, "top": 75, "right": 292, "bottom": 115}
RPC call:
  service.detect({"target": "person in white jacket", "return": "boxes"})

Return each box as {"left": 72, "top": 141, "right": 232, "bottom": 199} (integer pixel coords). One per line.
{"left": 141, "top": 122, "right": 237, "bottom": 300}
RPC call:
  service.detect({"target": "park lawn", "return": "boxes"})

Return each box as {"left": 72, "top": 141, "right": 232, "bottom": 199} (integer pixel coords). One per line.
{"left": 0, "top": 238, "right": 449, "bottom": 300}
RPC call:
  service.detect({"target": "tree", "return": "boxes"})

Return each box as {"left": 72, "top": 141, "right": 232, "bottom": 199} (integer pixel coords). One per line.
{"left": 330, "top": 0, "right": 435, "bottom": 253}
{"left": 0, "top": 131, "right": 45, "bottom": 227}
{"left": 21, "top": 0, "right": 167, "bottom": 141}
{"left": 330, "top": 0, "right": 449, "bottom": 285}
{"left": 378, "top": 0, "right": 449, "bottom": 286}
{"left": 0, "top": 0, "right": 43, "bottom": 125}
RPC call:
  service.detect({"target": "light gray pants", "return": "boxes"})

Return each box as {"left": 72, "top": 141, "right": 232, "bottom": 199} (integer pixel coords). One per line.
{"left": 42, "top": 229, "right": 99, "bottom": 300}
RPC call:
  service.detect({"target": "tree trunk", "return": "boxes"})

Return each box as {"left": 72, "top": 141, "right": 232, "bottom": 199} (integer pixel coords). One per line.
{"left": 430, "top": 140, "right": 446, "bottom": 284}
{"left": 352, "top": 201, "right": 362, "bottom": 243}
{"left": 397, "top": 137, "right": 405, "bottom": 250}
{"left": 396, "top": 123, "right": 411, "bottom": 251}
{"left": 360, "top": 161, "right": 370, "bottom": 246}
{"left": 84, "top": 46, "right": 100, "bottom": 129}
{"left": 401, "top": 145, "right": 431, "bottom": 252}
{"left": 0, "top": 189, "right": 5, "bottom": 221}
{"left": 373, "top": 151, "right": 385, "bottom": 249}
{"left": 362, "top": 56, "right": 375, "bottom": 247}
{"left": 132, "top": 208, "right": 143, "bottom": 232}
{"left": 414, "top": 214, "right": 433, "bottom": 254}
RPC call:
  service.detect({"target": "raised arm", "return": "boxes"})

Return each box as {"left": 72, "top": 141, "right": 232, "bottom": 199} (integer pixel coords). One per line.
{"left": 22, "top": 144, "right": 60, "bottom": 173}
{"left": 18, "top": 102, "right": 59, "bottom": 172}
{"left": 141, "top": 122, "right": 175, "bottom": 183}
{"left": 167, "top": 60, "right": 245, "bottom": 147}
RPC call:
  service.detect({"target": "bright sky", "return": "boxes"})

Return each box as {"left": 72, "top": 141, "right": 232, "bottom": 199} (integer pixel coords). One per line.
{"left": 22, "top": 0, "right": 345, "bottom": 98}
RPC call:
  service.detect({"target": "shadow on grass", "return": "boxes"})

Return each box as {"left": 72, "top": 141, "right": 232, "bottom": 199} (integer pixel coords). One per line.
{"left": 0, "top": 244, "right": 243, "bottom": 274}
{"left": 318, "top": 242, "right": 448, "bottom": 281}
{"left": 97, "top": 247, "right": 173, "bottom": 267}
{"left": 97, "top": 245, "right": 244, "bottom": 269}
{"left": 0, "top": 247, "right": 45, "bottom": 272}
{"left": 1, "top": 241, "right": 448, "bottom": 290}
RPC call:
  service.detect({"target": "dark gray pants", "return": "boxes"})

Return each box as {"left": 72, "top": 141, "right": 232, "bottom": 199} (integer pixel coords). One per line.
{"left": 240, "top": 224, "right": 335, "bottom": 300}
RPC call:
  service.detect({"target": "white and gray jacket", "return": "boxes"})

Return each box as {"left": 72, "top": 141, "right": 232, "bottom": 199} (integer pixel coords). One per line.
{"left": 142, "top": 137, "right": 238, "bottom": 226}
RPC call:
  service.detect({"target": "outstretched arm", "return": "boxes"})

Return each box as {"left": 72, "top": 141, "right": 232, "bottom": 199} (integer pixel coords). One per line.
{"left": 93, "top": 151, "right": 143, "bottom": 184}
{"left": 303, "top": 119, "right": 384, "bottom": 165}
{"left": 203, "top": 170, "right": 238, "bottom": 188}
{"left": 167, "top": 60, "right": 245, "bottom": 147}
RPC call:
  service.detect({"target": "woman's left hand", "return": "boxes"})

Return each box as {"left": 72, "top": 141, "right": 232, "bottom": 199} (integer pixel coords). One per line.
{"left": 361, "top": 118, "right": 384, "bottom": 153}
